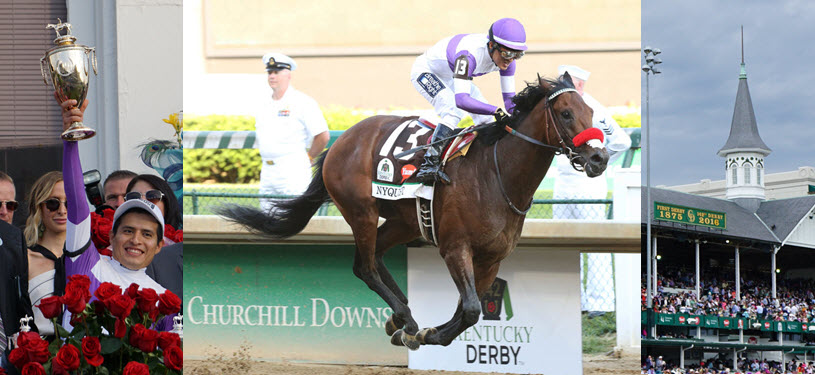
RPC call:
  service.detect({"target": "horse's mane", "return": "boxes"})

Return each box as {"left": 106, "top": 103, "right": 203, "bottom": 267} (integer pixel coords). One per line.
{"left": 478, "top": 75, "right": 576, "bottom": 146}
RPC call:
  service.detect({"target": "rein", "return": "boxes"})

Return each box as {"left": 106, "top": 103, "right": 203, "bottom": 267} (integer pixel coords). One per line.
{"left": 493, "top": 87, "right": 583, "bottom": 215}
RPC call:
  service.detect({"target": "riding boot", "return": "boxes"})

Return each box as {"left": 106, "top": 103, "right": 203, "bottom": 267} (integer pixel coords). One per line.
{"left": 415, "top": 125, "right": 454, "bottom": 185}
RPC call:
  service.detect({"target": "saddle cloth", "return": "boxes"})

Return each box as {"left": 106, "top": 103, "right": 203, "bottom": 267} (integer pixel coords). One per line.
{"left": 371, "top": 117, "right": 477, "bottom": 200}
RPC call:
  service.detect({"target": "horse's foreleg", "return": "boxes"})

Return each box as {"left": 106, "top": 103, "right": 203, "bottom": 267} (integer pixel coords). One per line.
{"left": 420, "top": 245, "right": 482, "bottom": 346}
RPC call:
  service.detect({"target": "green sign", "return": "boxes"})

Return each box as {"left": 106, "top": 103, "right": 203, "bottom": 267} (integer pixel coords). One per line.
{"left": 184, "top": 243, "right": 407, "bottom": 364}
{"left": 654, "top": 202, "right": 726, "bottom": 229}
{"left": 703, "top": 316, "right": 719, "bottom": 328}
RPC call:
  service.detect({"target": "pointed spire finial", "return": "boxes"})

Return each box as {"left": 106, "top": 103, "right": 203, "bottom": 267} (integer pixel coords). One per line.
{"left": 740, "top": 26, "right": 747, "bottom": 79}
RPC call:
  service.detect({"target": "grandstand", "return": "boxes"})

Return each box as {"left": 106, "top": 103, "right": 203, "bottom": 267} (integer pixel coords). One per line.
{"left": 641, "top": 38, "right": 815, "bottom": 373}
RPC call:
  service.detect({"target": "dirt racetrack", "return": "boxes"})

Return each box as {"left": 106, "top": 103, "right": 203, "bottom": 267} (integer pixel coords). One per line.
{"left": 186, "top": 352, "right": 637, "bottom": 375}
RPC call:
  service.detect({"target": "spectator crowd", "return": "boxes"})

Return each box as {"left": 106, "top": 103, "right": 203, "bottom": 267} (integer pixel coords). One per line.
{"left": 642, "top": 267, "right": 815, "bottom": 324}
{"left": 642, "top": 355, "right": 815, "bottom": 374}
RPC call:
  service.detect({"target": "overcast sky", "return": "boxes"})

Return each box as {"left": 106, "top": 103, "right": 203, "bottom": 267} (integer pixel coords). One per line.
{"left": 643, "top": 1, "right": 815, "bottom": 186}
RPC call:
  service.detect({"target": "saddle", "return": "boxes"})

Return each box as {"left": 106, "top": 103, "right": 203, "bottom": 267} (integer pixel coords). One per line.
{"left": 371, "top": 117, "right": 479, "bottom": 245}
{"left": 371, "top": 117, "right": 477, "bottom": 200}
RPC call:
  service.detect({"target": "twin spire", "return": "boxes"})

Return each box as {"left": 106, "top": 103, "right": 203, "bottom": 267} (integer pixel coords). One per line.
{"left": 718, "top": 26, "right": 771, "bottom": 211}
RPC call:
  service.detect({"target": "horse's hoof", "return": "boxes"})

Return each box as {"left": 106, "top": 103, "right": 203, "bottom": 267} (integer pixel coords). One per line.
{"left": 416, "top": 327, "right": 438, "bottom": 345}
{"left": 385, "top": 314, "right": 403, "bottom": 336}
{"left": 401, "top": 331, "right": 421, "bottom": 351}
{"left": 390, "top": 329, "right": 406, "bottom": 346}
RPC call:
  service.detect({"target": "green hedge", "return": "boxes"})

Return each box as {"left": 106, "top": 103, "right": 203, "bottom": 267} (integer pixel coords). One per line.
{"left": 183, "top": 109, "right": 641, "bottom": 183}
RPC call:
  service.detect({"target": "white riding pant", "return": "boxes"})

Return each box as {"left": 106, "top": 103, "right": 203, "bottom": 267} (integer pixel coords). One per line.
{"left": 259, "top": 152, "right": 312, "bottom": 212}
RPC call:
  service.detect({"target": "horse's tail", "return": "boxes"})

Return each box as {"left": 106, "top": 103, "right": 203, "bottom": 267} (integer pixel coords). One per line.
{"left": 216, "top": 152, "right": 332, "bottom": 238}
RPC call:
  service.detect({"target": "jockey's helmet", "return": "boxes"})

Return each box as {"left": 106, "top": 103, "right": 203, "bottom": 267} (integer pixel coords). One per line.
{"left": 488, "top": 18, "right": 528, "bottom": 51}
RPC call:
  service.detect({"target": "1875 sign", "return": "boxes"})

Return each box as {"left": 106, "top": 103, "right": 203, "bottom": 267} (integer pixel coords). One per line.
{"left": 654, "top": 202, "right": 726, "bottom": 229}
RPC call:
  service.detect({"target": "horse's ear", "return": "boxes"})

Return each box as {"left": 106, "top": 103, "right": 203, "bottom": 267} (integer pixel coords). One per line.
{"left": 562, "top": 72, "right": 575, "bottom": 88}
{"left": 538, "top": 73, "right": 552, "bottom": 91}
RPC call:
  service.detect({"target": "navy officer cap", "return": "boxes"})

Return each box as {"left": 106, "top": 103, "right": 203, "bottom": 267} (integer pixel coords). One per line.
{"left": 262, "top": 52, "right": 297, "bottom": 72}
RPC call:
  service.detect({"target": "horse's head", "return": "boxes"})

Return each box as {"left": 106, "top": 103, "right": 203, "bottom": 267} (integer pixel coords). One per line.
{"left": 540, "top": 73, "right": 609, "bottom": 177}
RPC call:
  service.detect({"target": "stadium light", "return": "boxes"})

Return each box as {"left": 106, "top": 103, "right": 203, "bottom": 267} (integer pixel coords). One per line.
{"left": 644, "top": 45, "right": 663, "bottom": 319}
{"left": 776, "top": 268, "right": 781, "bottom": 273}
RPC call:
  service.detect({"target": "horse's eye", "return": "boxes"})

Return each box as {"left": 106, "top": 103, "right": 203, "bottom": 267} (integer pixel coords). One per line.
{"left": 561, "top": 110, "right": 571, "bottom": 119}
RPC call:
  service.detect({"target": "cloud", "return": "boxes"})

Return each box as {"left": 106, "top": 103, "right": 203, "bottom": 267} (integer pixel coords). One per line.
{"left": 643, "top": 1, "right": 815, "bottom": 186}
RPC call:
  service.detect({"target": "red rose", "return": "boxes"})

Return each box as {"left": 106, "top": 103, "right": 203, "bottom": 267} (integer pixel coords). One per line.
{"left": 164, "top": 224, "right": 183, "bottom": 243}
{"left": 23, "top": 337, "right": 50, "bottom": 364}
{"left": 164, "top": 344, "right": 183, "bottom": 370}
{"left": 15, "top": 332, "right": 40, "bottom": 350}
{"left": 123, "top": 361, "right": 150, "bottom": 375}
{"left": 107, "top": 293, "right": 135, "bottom": 319}
{"left": 62, "top": 276, "right": 91, "bottom": 315}
{"left": 128, "top": 324, "right": 160, "bottom": 353}
{"left": 20, "top": 362, "right": 45, "bottom": 375}
{"left": 157, "top": 331, "right": 181, "bottom": 350}
{"left": 81, "top": 337, "right": 104, "bottom": 367}
{"left": 94, "top": 282, "right": 123, "bottom": 304}
{"left": 158, "top": 290, "right": 181, "bottom": 315}
{"left": 91, "top": 209, "right": 114, "bottom": 251}
{"left": 66, "top": 275, "right": 92, "bottom": 301}
{"left": 50, "top": 360, "right": 68, "bottom": 375}
{"left": 54, "top": 344, "right": 80, "bottom": 372}
{"left": 35, "top": 295, "right": 63, "bottom": 319}
{"left": 60, "top": 287, "right": 86, "bottom": 315}
{"left": 135, "top": 288, "right": 159, "bottom": 316}
{"left": 9, "top": 347, "right": 28, "bottom": 369}
{"left": 125, "top": 283, "right": 140, "bottom": 299}
{"left": 114, "top": 317, "right": 127, "bottom": 338}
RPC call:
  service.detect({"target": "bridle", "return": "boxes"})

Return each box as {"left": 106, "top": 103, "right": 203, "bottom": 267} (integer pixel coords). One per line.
{"left": 493, "top": 86, "right": 587, "bottom": 215}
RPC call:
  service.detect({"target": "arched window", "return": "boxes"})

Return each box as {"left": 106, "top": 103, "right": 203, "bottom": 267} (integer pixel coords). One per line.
{"left": 743, "top": 162, "right": 752, "bottom": 184}
{"left": 757, "top": 162, "right": 763, "bottom": 185}
{"left": 729, "top": 162, "right": 738, "bottom": 185}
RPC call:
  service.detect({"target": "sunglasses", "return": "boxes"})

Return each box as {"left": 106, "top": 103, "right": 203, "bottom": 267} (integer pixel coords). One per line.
{"left": 43, "top": 198, "right": 68, "bottom": 212}
{"left": 125, "top": 190, "right": 164, "bottom": 204}
{"left": 498, "top": 47, "right": 524, "bottom": 60}
{"left": 0, "top": 200, "right": 18, "bottom": 211}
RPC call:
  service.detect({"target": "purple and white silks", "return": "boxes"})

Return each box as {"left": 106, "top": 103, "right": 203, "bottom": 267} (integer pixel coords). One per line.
{"left": 62, "top": 141, "right": 172, "bottom": 331}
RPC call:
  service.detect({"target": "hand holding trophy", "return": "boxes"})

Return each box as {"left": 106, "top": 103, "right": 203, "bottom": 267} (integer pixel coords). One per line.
{"left": 40, "top": 19, "right": 97, "bottom": 141}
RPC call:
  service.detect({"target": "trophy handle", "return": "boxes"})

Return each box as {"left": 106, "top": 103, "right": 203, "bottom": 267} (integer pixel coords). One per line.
{"left": 39, "top": 56, "right": 51, "bottom": 85}
{"left": 86, "top": 47, "right": 98, "bottom": 75}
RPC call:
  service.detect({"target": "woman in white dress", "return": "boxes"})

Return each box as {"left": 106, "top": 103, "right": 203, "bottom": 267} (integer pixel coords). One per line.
{"left": 23, "top": 171, "right": 67, "bottom": 340}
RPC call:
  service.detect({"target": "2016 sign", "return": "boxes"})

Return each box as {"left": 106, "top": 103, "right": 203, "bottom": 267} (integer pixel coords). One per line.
{"left": 654, "top": 202, "right": 726, "bottom": 229}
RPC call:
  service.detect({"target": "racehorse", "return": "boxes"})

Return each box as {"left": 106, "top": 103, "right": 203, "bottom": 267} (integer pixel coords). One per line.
{"left": 218, "top": 73, "right": 609, "bottom": 350}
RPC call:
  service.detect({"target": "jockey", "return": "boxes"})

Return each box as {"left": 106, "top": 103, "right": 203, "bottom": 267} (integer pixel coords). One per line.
{"left": 411, "top": 18, "right": 527, "bottom": 184}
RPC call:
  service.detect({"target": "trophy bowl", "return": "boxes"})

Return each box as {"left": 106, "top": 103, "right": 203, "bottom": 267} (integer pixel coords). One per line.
{"left": 40, "top": 19, "right": 97, "bottom": 141}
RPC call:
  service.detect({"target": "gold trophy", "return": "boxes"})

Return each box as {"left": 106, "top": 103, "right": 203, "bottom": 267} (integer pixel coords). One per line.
{"left": 40, "top": 19, "right": 97, "bottom": 140}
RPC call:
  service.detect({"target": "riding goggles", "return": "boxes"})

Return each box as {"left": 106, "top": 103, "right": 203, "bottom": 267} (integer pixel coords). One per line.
{"left": 0, "top": 200, "right": 18, "bottom": 211}
{"left": 125, "top": 190, "right": 164, "bottom": 204}
{"left": 43, "top": 198, "right": 68, "bottom": 212}
{"left": 499, "top": 47, "right": 524, "bottom": 60}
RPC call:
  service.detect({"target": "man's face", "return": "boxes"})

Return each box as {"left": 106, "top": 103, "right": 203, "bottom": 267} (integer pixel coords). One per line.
{"left": 110, "top": 211, "right": 164, "bottom": 270}
{"left": 104, "top": 177, "right": 132, "bottom": 210}
{"left": 489, "top": 42, "right": 519, "bottom": 71}
{"left": 571, "top": 77, "right": 586, "bottom": 96}
{"left": 267, "top": 69, "right": 291, "bottom": 91}
{"left": 0, "top": 180, "right": 15, "bottom": 224}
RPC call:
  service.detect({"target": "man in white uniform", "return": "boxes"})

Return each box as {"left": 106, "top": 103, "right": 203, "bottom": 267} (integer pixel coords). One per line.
{"left": 411, "top": 18, "right": 527, "bottom": 184}
{"left": 552, "top": 65, "right": 631, "bottom": 314}
{"left": 255, "top": 53, "right": 329, "bottom": 211}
